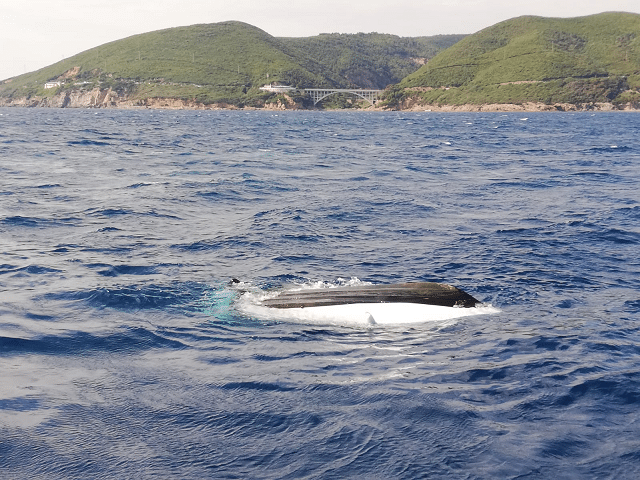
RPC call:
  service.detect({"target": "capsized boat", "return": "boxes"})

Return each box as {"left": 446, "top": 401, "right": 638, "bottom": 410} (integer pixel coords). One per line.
{"left": 260, "top": 282, "right": 479, "bottom": 309}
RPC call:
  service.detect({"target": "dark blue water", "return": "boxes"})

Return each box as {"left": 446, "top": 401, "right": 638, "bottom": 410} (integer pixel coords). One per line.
{"left": 1, "top": 108, "right": 639, "bottom": 479}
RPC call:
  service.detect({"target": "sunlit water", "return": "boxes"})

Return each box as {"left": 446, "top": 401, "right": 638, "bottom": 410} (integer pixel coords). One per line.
{"left": 1, "top": 108, "right": 639, "bottom": 479}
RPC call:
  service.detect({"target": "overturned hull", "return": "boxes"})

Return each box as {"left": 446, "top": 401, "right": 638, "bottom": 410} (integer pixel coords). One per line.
{"left": 260, "top": 282, "right": 479, "bottom": 309}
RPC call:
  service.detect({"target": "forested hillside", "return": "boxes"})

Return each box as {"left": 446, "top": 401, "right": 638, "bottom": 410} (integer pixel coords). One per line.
{"left": 384, "top": 12, "right": 640, "bottom": 109}
{"left": 281, "top": 33, "right": 465, "bottom": 89}
{"left": 0, "top": 22, "right": 462, "bottom": 108}
{"left": 4, "top": 13, "right": 637, "bottom": 111}
{"left": 0, "top": 22, "right": 333, "bottom": 107}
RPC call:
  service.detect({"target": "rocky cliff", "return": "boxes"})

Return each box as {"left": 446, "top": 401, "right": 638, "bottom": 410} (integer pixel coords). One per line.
{"left": 0, "top": 88, "right": 304, "bottom": 110}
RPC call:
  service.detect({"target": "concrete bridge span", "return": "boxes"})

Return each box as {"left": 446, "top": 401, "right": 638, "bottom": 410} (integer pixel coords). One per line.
{"left": 304, "top": 88, "right": 383, "bottom": 106}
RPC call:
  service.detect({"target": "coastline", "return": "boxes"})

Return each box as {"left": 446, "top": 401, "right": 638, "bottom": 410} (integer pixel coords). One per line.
{"left": 1, "top": 89, "right": 639, "bottom": 112}
{"left": 0, "top": 87, "right": 303, "bottom": 111}
{"left": 375, "top": 101, "right": 640, "bottom": 112}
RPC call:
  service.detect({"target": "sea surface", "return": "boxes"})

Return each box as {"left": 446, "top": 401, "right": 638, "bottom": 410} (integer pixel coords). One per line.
{"left": 1, "top": 107, "right": 639, "bottom": 479}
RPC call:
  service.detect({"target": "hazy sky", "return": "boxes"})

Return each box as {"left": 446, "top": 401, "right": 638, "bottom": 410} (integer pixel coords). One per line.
{"left": 1, "top": 0, "right": 638, "bottom": 81}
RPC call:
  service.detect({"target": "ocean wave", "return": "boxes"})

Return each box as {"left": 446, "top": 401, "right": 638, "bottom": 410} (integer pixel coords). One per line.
{"left": 0, "top": 215, "right": 80, "bottom": 227}
{"left": 0, "top": 327, "right": 185, "bottom": 357}
{"left": 41, "top": 282, "right": 213, "bottom": 313}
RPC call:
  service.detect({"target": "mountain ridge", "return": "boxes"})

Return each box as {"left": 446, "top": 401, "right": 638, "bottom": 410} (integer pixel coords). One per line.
{"left": 2, "top": 13, "right": 640, "bottom": 110}
{"left": 382, "top": 12, "right": 640, "bottom": 110}
{"left": 0, "top": 21, "right": 462, "bottom": 109}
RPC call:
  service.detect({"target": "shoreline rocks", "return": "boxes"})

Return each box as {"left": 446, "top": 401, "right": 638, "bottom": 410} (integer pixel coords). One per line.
{"left": 1, "top": 90, "right": 638, "bottom": 112}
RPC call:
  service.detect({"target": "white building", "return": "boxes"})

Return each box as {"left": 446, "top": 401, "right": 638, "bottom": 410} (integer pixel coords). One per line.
{"left": 44, "top": 81, "right": 61, "bottom": 89}
{"left": 259, "top": 84, "right": 296, "bottom": 93}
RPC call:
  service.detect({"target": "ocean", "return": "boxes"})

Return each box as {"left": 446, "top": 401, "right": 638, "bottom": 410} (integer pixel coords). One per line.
{"left": 1, "top": 107, "right": 639, "bottom": 479}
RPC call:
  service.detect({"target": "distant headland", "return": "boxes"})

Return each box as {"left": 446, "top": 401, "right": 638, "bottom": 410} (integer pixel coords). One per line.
{"left": 1, "top": 13, "right": 639, "bottom": 111}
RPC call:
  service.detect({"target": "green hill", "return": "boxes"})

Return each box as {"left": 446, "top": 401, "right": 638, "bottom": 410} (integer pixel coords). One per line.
{"left": 0, "top": 21, "right": 335, "bottom": 107}
{"left": 386, "top": 12, "right": 640, "bottom": 109}
{"left": 0, "top": 22, "right": 462, "bottom": 109}
{"left": 281, "top": 33, "right": 465, "bottom": 89}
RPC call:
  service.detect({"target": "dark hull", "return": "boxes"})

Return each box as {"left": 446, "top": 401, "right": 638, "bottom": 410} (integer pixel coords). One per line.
{"left": 261, "top": 282, "right": 479, "bottom": 309}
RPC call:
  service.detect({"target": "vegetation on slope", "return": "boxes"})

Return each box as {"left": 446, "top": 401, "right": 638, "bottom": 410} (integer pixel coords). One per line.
{"left": 0, "top": 22, "right": 462, "bottom": 108}
{"left": 0, "top": 21, "right": 337, "bottom": 106}
{"left": 384, "top": 12, "right": 640, "bottom": 108}
{"left": 281, "top": 33, "right": 465, "bottom": 89}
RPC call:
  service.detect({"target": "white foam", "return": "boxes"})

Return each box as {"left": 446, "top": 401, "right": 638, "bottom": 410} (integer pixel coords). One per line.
{"left": 288, "top": 276, "right": 371, "bottom": 291}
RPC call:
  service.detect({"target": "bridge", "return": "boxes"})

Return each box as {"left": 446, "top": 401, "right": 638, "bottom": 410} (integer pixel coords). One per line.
{"left": 304, "top": 88, "right": 383, "bottom": 106}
